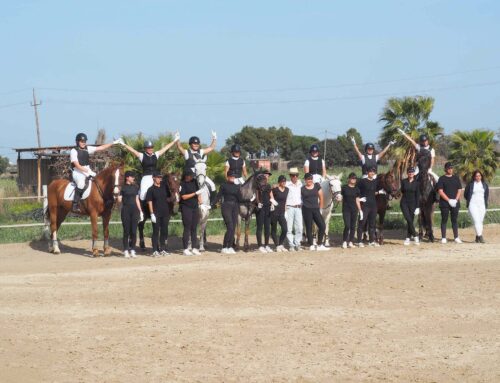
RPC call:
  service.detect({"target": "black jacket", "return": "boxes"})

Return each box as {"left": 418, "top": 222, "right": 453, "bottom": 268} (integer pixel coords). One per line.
{"left": 464, "top": 181, "right": 489, "bottom": 208}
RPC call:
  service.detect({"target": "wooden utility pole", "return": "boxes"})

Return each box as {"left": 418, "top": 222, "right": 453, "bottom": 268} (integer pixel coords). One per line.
{"left": 31, "top": 88, "right": 42, "bottom": 201}
{"left": 324, "top": 130, "right": 327, "bottom": 161}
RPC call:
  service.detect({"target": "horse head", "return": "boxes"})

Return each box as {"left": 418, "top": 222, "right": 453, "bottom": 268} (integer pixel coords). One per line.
{"left": 379, "top": 170, "right": 399, "bottom": 198}
{"left": 95, "top": 162, "right": 124, "bottom": 202}
{"left": 165, "top": 172, "right": 181, "bottom": 215}
{"left": 193, "top": 157, "right": 207, "bottom": 188}
{"left": 326, "top": 173, "right": 343, "bottom": 202}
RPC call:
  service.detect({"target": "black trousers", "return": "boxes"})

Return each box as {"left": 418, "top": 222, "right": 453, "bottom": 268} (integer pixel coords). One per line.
{"left": 302, "top": 207, "right": 326, "bottom": 246}
{"left": 152, "top": 215, "right": 169, "bottom": 252}
{"left": 255, "top": 206, "right": 271, "bottom": 247}
{"left": 181, "top": 206, "right": 199, "bottom": 249}
{"left": 342, "top": 207, "right": 358, "bottom": 242}
{"left": 121, "top": 205, "right": 139, "bottom": 251}
{"left": 440, "top": 205, "right": 460, "bottom": 239}
{"left": 357, "top": 204, "right": 377, "bottom": 243}
{"left": 222, "top": 201, "right": 239, "bottom": 248}
{"left": 401, "top": 201, "right": 417, "bottom": 238}
{"left": 271, "top": 213, "right": 288, "bottom": 246}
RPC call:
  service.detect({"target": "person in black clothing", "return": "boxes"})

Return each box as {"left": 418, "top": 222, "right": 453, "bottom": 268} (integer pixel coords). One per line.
{"left": 224, "top": 144, "right": 248, "bottom": 185}
{"left": 271, "top": 175, "right": 289, "bottom": 252}
{"left": 146, "top": 170, "right": 172, "bottom": 257}
{"left": 357, "top": 167, "right": 380, "bottom": 247}
{"left": 436, "top": 162, "right": 463, "bottom": 244}
{"left": 301, "top": 173, "right": 328, "bottom": 251}
{"left": 118, "top": 171, "right": 143, "bottom": 258}
{"left": 213, "top": 169, "right": 241, "bottom": 254}
{"left": 180, "top": 169, "right": 203, "bottom": 256}
{"left": 255, "top": 169, "right": 273, "bottom": 253}
{"left": 341, "top": 172, "right": 361, "bottom": 249}
{"left": 400, "top": 167, "right": 421, "bottom": 246}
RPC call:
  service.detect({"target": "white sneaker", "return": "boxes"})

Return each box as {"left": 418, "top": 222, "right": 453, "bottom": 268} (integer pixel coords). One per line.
{"left": 441, "top": 238, "right": 447, "bottom": 244}
{"left": 414, "top": 237, "right": 420, "bottom": 246}
{"left": 342, "top": 242, "right": 347, "bottom": 249}
{"left": 358, "top": 242, "right": 365, "bottom": 248}
{"left": 161, "top": 250, "right": 171, "bottom": 256}
{"left": 404, "top": 238, "right": 410, "bottom": 246}
{"left": 123, "top": 250, "right": 130, "bottom": 258}
{"left": 265, "top": 246, "right": 273, "bottom": 253}
{"left": 276, "top": 245, "right": 283, "bottom": 252}
{"left": 183, "top": 249, "right": 193, "bottom": 256}
{"left": 288, "top": 246, "right": 296, "bottom": 252}
{"left": 191, "top": 248, "right": 201, "bottom": 256}
{"left": 454, "top": 237, "right": 463, "bottom": 244}
{"left": 227, "top": 247, "right": 236, "bottom": 254}
{"left": 369, "top": 242, "right": 380, "bottom": 247}
{"left": 152, "top": 251, "right": 161, "bottom": 257}
{"left": 309, "top": 245, "right": 316, "bottom": 251}
{"left": 258, "top": 246, "right": 267, "bottom": 253}
{"left": 316, "top": 245, "right": 328, "bottom": 251}
{"left": 221, "top": 248, "right": 228, "bottom": 254}
{"left": 281, "top": 246, "right": 288, "bottom": 252}
{"left": 348, "top": 242, "right": 355, "bottom": 248}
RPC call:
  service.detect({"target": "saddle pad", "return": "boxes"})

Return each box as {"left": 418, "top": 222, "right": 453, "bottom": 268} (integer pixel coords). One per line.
{"left": 63, "top": 181, "right": 92, "bottom": 202}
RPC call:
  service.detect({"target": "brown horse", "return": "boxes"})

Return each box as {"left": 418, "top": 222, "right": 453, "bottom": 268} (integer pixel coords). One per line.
{"left": 374, "top": 170, "right": 399, "bottom": 244}
{"left": 47, "top": 164, "right": 124, "bottom": 256}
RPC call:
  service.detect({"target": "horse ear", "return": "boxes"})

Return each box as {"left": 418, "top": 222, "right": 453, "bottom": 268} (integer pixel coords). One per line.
{"left": 337, "top": 172, "right": 343, "bottom": 180}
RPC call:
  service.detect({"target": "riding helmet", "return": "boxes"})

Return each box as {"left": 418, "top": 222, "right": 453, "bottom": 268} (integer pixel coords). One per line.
{"left": 309, "top": 144, "right": 320, "bottom": 153}
{"left": 124, "top": 170, "right": 136, "bottom": 178}
{"left": 143, "top": 140, "right": 154, "bottom": 149}
{"left": 75, "top": 133, "right": 88, "bottom": 142}
{"left": 365, "top": 143, "right": 375, "bottom": 151}
{"left": 444, "top": 162, "right": 454, "bottom": 170}
{"left": 183, "top": 169, "right": 195, "bottom": 178}
{"left": 278, "top": 175, "right": 287, "bottom": 183}
{"left": 189, "top": 136, "right": 201, "bottom": 145}
{"left": 231, "top": 144, "right": 241, "bottom": 153}
{"left": 419, "top": 134, "right": 429, "bottom": 143}
{"left": 152, "top": 170, "right": 162, "bottom": 178}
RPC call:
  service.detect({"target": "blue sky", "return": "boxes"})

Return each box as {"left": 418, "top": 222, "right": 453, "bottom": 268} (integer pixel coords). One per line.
{"left": 1, "top": 0, "right": 499, "bottom": 161}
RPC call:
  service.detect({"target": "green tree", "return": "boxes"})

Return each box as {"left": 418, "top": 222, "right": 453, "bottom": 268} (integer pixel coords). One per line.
{"left": 318, "top": 139, "right": 346, "bottom": 168}
{"left": 290, "top": 135, "right": 318, "bottom": 155}
{"left": 379, "top": 96, "right": 444, "bottom": 171}
{"left": 0, "top": 155, "right": 9, "bottom": 174}
{"left": 449, "top": 129, "right": 498, "bottom": 182}
{"left": 338, "top": 127, "right": 363, "bottom": 166}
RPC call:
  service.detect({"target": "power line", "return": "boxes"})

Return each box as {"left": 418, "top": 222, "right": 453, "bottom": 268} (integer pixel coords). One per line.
{"left": 0, "top": 101, "right": 29, "bottom": 110}
{"left": 43, "top": 79, "right": 500, "bottom": 107}
{"left": 35, "top": 65, "right": 500, "bottom": 95}
{"left": 0, "top": 88, "right": 31, "bottom": 96}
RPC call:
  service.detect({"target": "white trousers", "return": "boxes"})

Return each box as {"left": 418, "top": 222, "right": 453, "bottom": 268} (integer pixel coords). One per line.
{"left": 72, "top": 168, "right": 90, "bottom": 189}
{"left": 139, "top": 175, "right": 154, "bottom": 201}
{"left": 233, "top": 177, "right": 246, "bottom": 185}
{"left": 204, "top": 176, "right": 216, "bottom": 192}
{"left": 286, "top": 207, "right": 303, "bottom": 247}
{"left": 468, "top": 199, "right": 486, "bottom": 236}
{"left": 312, "top": 174, "right": 323, "bottom": 184}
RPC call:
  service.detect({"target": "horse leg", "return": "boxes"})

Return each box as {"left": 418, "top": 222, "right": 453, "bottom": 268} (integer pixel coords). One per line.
{"left": 244, "top": 218, "right": 250, "bottom": 252}
{"left": 90, "top": 213, "right": 100, "bottom": 257}
{"left": 102, "top": 211, "right": 112, "bottom": 256}
{"left": 49, "top": 205, "right": 63, "bottom": 254}
{"left": 199, "top": 212, "right": 207, "bottom": 251}
{"left": 377, "top": 211, "right": 385, "bottom": 245}
{"left": 235, "top": 217, "right": 241, "bottom": 251}
{"left": 323, "top": 213, "right": 331, "bottom": 247}
{"left": 427, "top": 204, "right": 435, "bottom": 242}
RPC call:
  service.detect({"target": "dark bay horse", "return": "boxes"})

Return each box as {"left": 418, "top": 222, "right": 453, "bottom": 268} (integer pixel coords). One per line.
{"left": 416, "top": 150, "right": 436, "bottom": 242}
{"left": 138, "top": 172, "right": 180, "bottom": 250}
{"left": 373, "top": 170, "right": 399, "bottom": 244}
{"left": 47, "top": 164, "right": 124, "bottom": 256}
{"left": 235, "top": 172, "right": 262, "bottom": 252}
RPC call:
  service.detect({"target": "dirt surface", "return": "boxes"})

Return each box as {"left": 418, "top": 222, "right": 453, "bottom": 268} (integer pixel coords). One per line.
{"left": 1, "top": 226, "right": 499, "bottom": 382}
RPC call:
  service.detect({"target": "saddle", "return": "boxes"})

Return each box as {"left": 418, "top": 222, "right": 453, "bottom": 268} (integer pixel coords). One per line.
{"left": 64, "top": 177, "right": 92, "bottom": 202}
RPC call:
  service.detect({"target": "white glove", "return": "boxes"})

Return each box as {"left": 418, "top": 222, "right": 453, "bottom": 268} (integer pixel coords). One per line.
{"left": 359, "top": 197, "right": 367, "bottom": 203}
{"left": 389, "top": 140, "right": 396, "bottom": 146}
{"left": 350, "top": 136, "right": 356, "bottom": 145}
{"left": 414, "top": 208, "right": 420, "bottom": 215}
{"left": 113, "top": 138, "right": 124, "bottom": 145}
{"left": 397, "top": 128, "right": 405, "bottom": 135}
{"left": 174, "top": 131, "right": 180, "bottom": 142}
{"left": 359, "top": 210, "right": 364, "bottom": 221}
{"left": 270, "top": 204, "right": 275, "bottom": 212}
{"left": 427, "top": 168, "right": 433, "bottom": 173}
{"left": 448, "top": 199, "right": 457, "bottom": 208}
{"left": 139, "top": 211, "right": 144, "bottom": 222}
{"left": 250, "top": 194, "right": 256, "bottom": 202}
{"left": 378, "top": 189, "right": 386, "bottom": 195}
{"left": 270, "top": 199, "right": 279, "bottom": 207}
{"left": 211, "top": 130, "right": 217, "bottom": 140}
{"left": 195, "top": 189, "right": 203, "bottom": 195}
{"left": 257, "top": 202, "right": 263, "bottom": 209}
{"left": 87, "top": 170, "right": 96, "bottom": 178}
{"left": 150, "top": 213, "right": 157, "bottom": 224}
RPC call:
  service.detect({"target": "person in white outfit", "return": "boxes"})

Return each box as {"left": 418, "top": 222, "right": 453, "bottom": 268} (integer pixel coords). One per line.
{"left": 224, "top": 144, "right": 248, "bottom": 185}
{"left": 351, "top": 138, "right": 393, "bottom": 179}
{"left": 397, "top": 129, "right": 439, "bottom": 183}
{"left": 118, "top": 134, "right": 179, "bottom": 201}
{"left": 464, "top": 170, "right": 490, "bottom": 243}
{"left": 285, "top": 167, "right": 303, "bottom": 251}
{"left": 70, "top": 132, "right": 118, "bottom": 212}
{"left": 303, "top": 144, "right": 326, "bottom": 184}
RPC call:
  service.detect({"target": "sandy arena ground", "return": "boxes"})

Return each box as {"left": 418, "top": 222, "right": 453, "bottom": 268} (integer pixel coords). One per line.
{"left": 1, "top": 226, "right": 499, "bottom": 382}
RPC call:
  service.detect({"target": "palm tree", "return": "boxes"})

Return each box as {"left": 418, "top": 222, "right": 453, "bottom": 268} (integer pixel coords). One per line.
{"left": 449, "top": 129, "right": 498, "bottom": 182}
{"left": 379, "top": 96, "right": 444, "bottom": 177}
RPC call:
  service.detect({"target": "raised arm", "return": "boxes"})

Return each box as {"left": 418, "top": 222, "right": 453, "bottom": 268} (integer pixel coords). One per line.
{"left": 94, "top": 143, "right": 114, "bottom": 152}
{"left": 156, "top": 133, "right": 180, "bottom": 157}
{"left": 397, "top": 128, "right": 417, "bottom": 147}
{"left": 378, "top": 141, "right": 394, "bottom": 160}
{"left": 350, "top": 137, "right": 363, "bottom": 161}
{"left": 175, "top": 139, "right": 186, "bottom": 156}
{"left": 121, "top": 143, "right": 142, "bottom": 158}
{"left": 203, "top": 131, "right": 217, "bottom": 155}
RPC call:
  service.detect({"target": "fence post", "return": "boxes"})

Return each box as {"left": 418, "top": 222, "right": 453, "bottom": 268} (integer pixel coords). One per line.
{"left": 42, "top": 185, "right": 50, "bottom": 240}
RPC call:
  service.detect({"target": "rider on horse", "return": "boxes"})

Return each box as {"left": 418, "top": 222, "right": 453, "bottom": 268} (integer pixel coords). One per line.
{"left": 118, "top": 133, "right": 179, "bottom": 202}
{"left": 303, "top": 144, "right": 326, "bottom": 184}
{"left": 351, "top": 138, "right": 394, "bottom": 179}
{"left": 176, "top": 132, "right": 218, "bottom": 205}
{"left": 225, "top": 144, "right": 247, "bottom": 185}
{"left": 397, "top": 130, "right": 439, "bottom": 183}
{"left": 70, "top": 132, "right": 118, "bottom": 212}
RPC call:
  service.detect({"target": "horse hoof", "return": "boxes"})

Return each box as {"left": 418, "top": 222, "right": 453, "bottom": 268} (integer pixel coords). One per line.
{"left": 53, "top": 247, "right": 61, "bottom": 254}
{"left": 199, "top": 247, "right": 205, "bottom": 252}
{"left": 103, "top": 247, "right": 112, "bottom": 256}
{"left": 92, "top": 248, "right": 100, "bottom": 257}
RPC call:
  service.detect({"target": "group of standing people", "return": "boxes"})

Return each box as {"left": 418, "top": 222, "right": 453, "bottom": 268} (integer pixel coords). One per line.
{"left": 69, "top": 129, "right": 491, "bottom": 257}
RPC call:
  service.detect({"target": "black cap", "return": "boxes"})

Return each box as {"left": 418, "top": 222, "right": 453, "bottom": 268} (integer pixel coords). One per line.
{"left": 444, "top": 162, "right": 454, "bottom": 169}
{"left": 230, "top": 144, "right": 241, "bottom": 153}
{"left": 278, "top": 175, "right": 286, "bottom": 183}
{"left": 367, "top": 167, "right": 376, "bottom": 173}
{"left": 304, "top": 172, "right": 313, "bottom": 180}
{"left": 152, "top": 170, "right": 162, "bottom": 178}
{"left": 227, "top": 169, "right": 237, "bottom": 177}
{"left": 183, "top": 169, "right": 195, "bottom": 178}
{"left": 407, "top": 167, "right": 415, "bottom": 173}
{"left": 348, "top": 172, "right": 357, "bottom": 179}
{"left": 189, "top": 136, "right": 200, "bottom": 145}
{"left": 124, "top": 170, "right": 136, "bottom": 178}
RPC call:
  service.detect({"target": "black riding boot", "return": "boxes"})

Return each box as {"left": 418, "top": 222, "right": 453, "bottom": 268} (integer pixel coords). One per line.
{"left": 72, "top": 188, "right": 83, "bottom": 213}
{"left": 210, "top": 189, "right": 217, "bottom": 206}
{"left": 478, "top": 235, "right": 485, "bottom": 243}
{"left": 475, "top": 235, "right": 479, "bottom": 243}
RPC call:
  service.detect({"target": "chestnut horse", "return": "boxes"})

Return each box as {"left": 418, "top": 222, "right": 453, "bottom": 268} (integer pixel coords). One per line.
{"left": 373, "top": 170, "right": 399, "bottom": 244}
{"left": 46, "top": 164, "right": 124, "bottom": 256}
